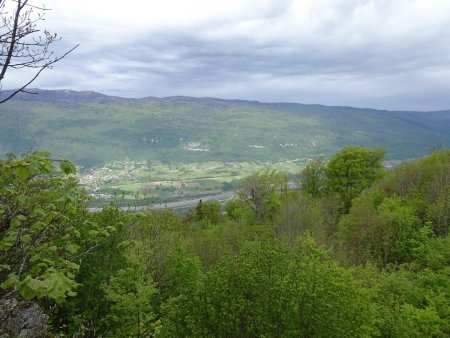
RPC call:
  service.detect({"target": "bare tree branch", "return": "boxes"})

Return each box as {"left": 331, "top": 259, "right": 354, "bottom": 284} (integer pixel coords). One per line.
{"left": 0, "top": 0, "right": 77, "bottom": 103}
{"left": 0, "top": 44, "right": 77, "bottom": 103}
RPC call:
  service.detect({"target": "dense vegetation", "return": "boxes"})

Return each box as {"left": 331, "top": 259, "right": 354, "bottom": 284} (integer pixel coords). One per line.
{"left": 1, "top": 89, "right": 449, "bottom": 167}
{"left": 1, "top": 146, "right": 449, "bottom": 337}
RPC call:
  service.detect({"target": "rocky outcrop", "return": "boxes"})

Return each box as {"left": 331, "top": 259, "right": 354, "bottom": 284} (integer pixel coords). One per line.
{"left": 0, "top": 299, "right": 48, "bottom": 338}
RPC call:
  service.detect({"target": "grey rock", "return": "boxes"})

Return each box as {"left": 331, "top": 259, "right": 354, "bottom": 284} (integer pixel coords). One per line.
{"left": 0, "top": 299, "right": 48, "bottom": 338}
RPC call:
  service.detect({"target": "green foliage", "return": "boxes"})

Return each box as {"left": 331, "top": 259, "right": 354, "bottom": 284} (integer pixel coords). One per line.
{"left": 184, "top": 224, "right": 229, "bottom": 269}
{"left": 338, "top": 194, "right": 430, "bottom": 266}
{"left": 326, "top": 146, "right": 386, "bottom": 212}
{"left": 298, "top": 157, "right": 327, "bottom": 197}
{"left": 238, "top": 168, "right": 287, "bottom": 223}
{"left": 224, "top": 198, "right": 254, "bottom": 223}
{"left": 104, "top": 241, "right": 158, "bottom": 337}
{"left": 59, "top": 160, "right": 76, "bottom": 175}
{"left": 184, "top": 200, "right": 223, "bottom": 227}
{"left": 413, "top": 235, "right": 450, "bottom": 271}
{"left": 281, "top": 236, "right": 377, "bottom": 337}
{"left": 0, "top": 151, "right": 103, "bottom": 303}
{"left": 2, "top": 92, "right": 450, "bottom": 166}
{"left": 165, "top": 245, "right": 202, "bottom": 295}
{"left": 276, "top": 192, "right": 329, "bottom": 245}
{"left": 160, "top": 234, "right": 376, "bottom": 337}
{"left": 47, "top": 204, "right": 129, "bottom": 336}
{"left": 160, "top": 149, "right": 449, "bottom": 337}
{"left": 2, "top": 147, "right": 448, "bottom": 336}
{"left": 379, "top": 149, "right": 450, "bottom": 236}
{"left": 357, "top": 264, "right": 449, "bottom": 337}
{"left": 127, "top": 210, "right": 181, "bottom": 290}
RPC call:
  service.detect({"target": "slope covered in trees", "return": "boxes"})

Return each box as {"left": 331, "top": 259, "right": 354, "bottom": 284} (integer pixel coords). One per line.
{"left": 1, "top": 89, "right": 449, "bottom": 167}
{"left": 0, "top": 147, "right": 449, "bottom": 337}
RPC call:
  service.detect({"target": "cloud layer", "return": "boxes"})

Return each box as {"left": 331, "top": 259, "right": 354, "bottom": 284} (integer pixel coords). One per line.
{"left": 3, "top": 0, "right": 450, "bottom": 110}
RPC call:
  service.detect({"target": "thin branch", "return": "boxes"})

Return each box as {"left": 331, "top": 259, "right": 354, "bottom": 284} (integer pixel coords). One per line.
{"left": 0, "top": 0, "right": 77, "bottom": 104}
{"left": 11, "top": 0, "right": 49, "bottom": 11}
{"left": 0, "top": 0, "right": 22, "bottom": 81}
{"left": 0, "top": 44, "right": 78, "bottom": 103}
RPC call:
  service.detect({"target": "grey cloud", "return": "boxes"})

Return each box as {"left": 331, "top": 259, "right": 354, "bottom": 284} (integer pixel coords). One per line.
{"left": 5, "top": 0, "right": 450, "bottom": 110}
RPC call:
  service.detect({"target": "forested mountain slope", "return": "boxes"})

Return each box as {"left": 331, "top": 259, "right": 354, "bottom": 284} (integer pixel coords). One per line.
{"left": 1, "top": 89, "right": 449, "bottom": 167}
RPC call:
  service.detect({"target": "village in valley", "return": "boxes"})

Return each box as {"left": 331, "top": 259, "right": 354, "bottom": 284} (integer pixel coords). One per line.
{"left": 77, "top": 158, "right": 311, "bottom": 206}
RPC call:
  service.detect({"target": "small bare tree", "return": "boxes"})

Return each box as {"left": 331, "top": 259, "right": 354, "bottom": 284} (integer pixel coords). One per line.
{"left": 0, "top": 0, "right": 77, "bottom": 103}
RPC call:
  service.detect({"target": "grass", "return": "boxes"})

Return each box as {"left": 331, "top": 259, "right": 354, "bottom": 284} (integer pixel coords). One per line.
{"left": 78, "top": 159, "right": 304, "bottom": 205}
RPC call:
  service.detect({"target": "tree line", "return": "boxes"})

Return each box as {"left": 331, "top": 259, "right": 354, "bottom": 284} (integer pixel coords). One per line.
{"left": 0, "top": 146, "right": 449, "bottom": 337}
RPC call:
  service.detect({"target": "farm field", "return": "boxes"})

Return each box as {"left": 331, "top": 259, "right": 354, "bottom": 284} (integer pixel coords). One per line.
{"left": 79, "top": 159, "right": 306, "bottom": 206}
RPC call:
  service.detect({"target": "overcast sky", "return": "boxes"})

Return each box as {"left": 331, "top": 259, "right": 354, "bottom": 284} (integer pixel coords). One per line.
{"left": 4, "top": 0, "right": 450, "bottom": 110}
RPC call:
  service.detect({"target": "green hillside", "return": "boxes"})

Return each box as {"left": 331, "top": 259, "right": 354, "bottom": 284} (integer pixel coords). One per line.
{"left": 1, "top": 89, "right": 449, "bottom": 167}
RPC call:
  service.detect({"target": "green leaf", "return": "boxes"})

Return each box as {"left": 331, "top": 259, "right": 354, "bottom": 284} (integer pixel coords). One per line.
{"left": 0, "top": 264, "right": 11, "bottom": 272}
{"left": 22, "top": 234, "right": 32, "bottom": 243}
{"left": 0, "top": 273, "right": 20, "bottom": 289}
{"left": 0, "top": 232, "right": 18, "bottom": 251}
{"left": 31, "top": 208, "right": 47, "bottom": 218}
{"left": 88, "top": 230, "right": 99, "bottom": 237}
{"left": 65, "top": 243, "right": 80, "bottom": 254}
{"left": 48, "top": 246, "right": 58, "bottom": 252}
{"left": 66, "top": 262, "right": 80, "bottom": 271}
{"left": 60, "top": 160, "right": 76, "bottom": 175}
{"left": 11, "top": 214, "right": 27, "bottom": 227}
{"left": 19, "top": 276, "right": 43, "bottom": 300}
{"left": 14, "top": 165, "right": 30, "bottom": 180}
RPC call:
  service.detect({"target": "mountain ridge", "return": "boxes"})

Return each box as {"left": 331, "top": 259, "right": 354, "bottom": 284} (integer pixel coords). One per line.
{"left": 5, "top": 88, "right": 450, "bottom": 113}
{"left": 1, "top": 89, "right": 449, "bottom": 167}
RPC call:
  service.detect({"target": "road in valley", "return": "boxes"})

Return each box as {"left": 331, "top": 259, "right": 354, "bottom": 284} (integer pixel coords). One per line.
{"left": 88, "top": 191, "right": 235, "bottom": 213}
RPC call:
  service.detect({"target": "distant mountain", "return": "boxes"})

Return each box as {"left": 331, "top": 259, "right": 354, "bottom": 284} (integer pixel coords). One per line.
{"left": 0, "top": 89, "right": 449, "bottom": 167}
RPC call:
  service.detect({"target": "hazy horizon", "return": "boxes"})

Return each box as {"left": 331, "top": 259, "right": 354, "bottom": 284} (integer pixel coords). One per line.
{"left": 3, "top": 0, "right": 450, "bottom": 111}
{"left": 6, "top": 87, "right": 450, "bottom": 113}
